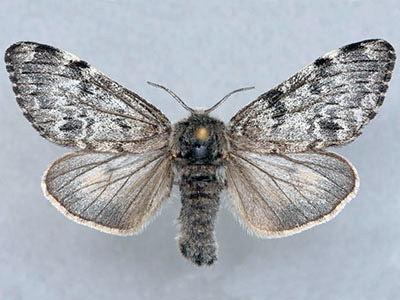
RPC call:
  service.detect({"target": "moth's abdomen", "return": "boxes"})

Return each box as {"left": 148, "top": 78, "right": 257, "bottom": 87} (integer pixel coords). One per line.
{"left": 178, "top": 165, "right": 223, "bottom": 266}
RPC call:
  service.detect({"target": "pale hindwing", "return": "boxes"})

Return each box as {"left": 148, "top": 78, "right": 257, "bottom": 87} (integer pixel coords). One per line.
{"left": 226, "top": 150, "right": 359, "bottom": 237}
{"left": 5, "top": 42, "right": 171, "bottom": 153}
{"left": 229, "top": 39, "right": 396, "bottom": 153}
{"left": 43, "top": 150, "right": 173, "bottom": 235}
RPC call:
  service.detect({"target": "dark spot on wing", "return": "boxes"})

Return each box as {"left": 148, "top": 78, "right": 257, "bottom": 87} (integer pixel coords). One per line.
{"left": 4, "top": 55, "right": 12, "bottom": 64}
{"left": 264, "top": 89, "right": 283, "bottom": 101}
{"left": 5, "top": 42, "right": 29, "bottom": 63}
{"left": 60, "top": 120, "right": 83, "bottom": 132}
{"left": 180, "top": 243, "right": 188, "bottom": 257}
{"left": 68, "top": 60, "right": 90, "bottom": 70}
{"left": 341, "top": 41, "right": 365, "bottom": 53}
{"left": 12, "top": 85, "right": 20, "bottom": 94}
{"left": 378, "top": 85, "right": 388, "bottom": 93}
{"left": 271, "top": 102, "right": 287, "bottom": 119}
{"left": 15, "top": 96, "right": 24, "bottom": 107}
{"left": 86, "top": 118, "right": 95, "bottom": 126}
{"left": 9, "top": 74, "right": 17, "bottom": 84}
{"left": 271, "top": 119, "right": 285, "bottom": 130}
{"left": 114, "top": 118, "right": 132, "bottom": 131}
{"left": 271, "top": 101, "right": 287, "bottom": 129}
{"left": 34, "top": 43, "right": 60, "bottom": 55}
{"left": 78, "top": 82, "right": 94, "bottom": 95}
{"left": 6, "top": 65, "right": 14, "bottom": 72}
{"left": 376, "top": 96, "right": 385, "bottom": 106}
{"left": 383, "top": 72, "right": 392, "bottom": 82}
{"left": 308, "top": 140, "right": 319, "bottom": 149}
{"left": 259, "top": 89, "right": 284, "bottom": 109}
{"left": 85, "top": 142, "right": 96, "bottom": 150}
{"left": 5, "top": 43, "right": 22, "bottom": 58}
{"left": 367, "top": 111, "right": 377, "bottom": 120}
{"left": 23, "top": 112, "right": 34, "bottom": 122}
{"left": 385, "top": 62, "right": 395, "bottom": 72}
{"left": 113, "top": 143, "right": 124, "bottom": 152}
{"left": 387, "top": 51, "right": 396, "bottom": 60}
{"left": 34, "top": 125, "right": 45, "bottom": 133}
{"left": 309, "top": 82, "right": 322, "bottom": 95}
{"left": 319, "top": 120, "right": 343, "bottom": 131}
{"left": 314, "top": 57, "right": 333, "bottom": 67}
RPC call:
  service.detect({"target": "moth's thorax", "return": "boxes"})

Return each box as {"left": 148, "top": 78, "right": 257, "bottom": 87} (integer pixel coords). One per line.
{"left": 170, "top": 113, "right": 228, "bottom": 166}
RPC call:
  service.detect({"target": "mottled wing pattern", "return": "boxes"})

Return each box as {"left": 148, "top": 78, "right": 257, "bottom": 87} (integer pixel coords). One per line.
{"left": 43, "top": 150, "right": 173, "bottom": 235}
{"left": 225, "top": 150, "right": 358, "bottom": 237}
{"left": 5, "top": 41, "right": 170, "bottom": 153}
{"left": 229, "top": 39, "right": 395, "bottom": 153}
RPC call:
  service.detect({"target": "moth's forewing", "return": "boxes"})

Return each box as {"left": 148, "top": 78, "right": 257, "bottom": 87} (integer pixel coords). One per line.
{"left": 5, "top": 41, "right": 171, "bottom": 154}
{"left": 229, "top": 39, "right": 396, "bottom": 154}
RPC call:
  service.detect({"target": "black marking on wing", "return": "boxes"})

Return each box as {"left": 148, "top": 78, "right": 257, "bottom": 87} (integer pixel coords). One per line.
{"left": 314, "top": 57, "right": 333, "bottom": 67}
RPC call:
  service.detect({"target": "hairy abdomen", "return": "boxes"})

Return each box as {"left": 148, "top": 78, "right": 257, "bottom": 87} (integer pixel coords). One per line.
{"left": 178, "top": 165, "right": 223, "bottom": 266}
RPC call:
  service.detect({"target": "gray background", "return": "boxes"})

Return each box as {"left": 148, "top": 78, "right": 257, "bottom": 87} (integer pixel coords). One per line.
{"left": 1, "top": 1, "right": 399, "bottom": 299}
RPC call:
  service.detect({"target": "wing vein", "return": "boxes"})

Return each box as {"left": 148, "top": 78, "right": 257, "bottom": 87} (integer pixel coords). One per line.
{"left": 229, "top": 158, "right": 286, "bottom": 228}
{"left": 54, "top": 153, "right": 125, "bottom": 192}
{"left": 117, "top": 156, "right": 166, "bottom": 226}
{"left": 234, "top": 153, "right": 309, "bottom": 220}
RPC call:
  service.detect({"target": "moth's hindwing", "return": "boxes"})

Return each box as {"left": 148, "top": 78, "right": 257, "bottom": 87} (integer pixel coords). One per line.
{"left": 43, "top": 150, "right": 173, "bottom": 235}
{"left": 226, "top": 150, "right": 358, "bottom": 237}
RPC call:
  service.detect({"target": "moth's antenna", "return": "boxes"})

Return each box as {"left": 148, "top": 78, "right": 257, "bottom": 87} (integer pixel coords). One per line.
{"left": 204, "top": 86, "right": 255, "bottom": 114}
{"left": 147, "top": 81, "right": 195, "bottom": 114}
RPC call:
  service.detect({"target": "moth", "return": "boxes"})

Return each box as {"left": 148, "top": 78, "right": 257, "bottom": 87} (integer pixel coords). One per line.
{"left": 5, "top": 39, "right": 395, "bottom": 266}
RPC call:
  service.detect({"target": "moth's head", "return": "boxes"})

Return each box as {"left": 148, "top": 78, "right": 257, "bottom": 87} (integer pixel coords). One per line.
{"left": 173, "top": 113, "right": 226, "bottom": 165}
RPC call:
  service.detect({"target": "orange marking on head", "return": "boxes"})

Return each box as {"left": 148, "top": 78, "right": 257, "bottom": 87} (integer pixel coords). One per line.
{"left": 195, "top": 127, "right": 209, "bottom": 141}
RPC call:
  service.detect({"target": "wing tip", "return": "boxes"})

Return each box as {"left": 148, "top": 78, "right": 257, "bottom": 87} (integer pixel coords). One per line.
{"left": 5, "top": 41, "right": 62, "bottom": 65}
{"left": 340, "top": 39, "right": 396, "bottom": 55}
{"left": 5, "top": 41, "right": 33, "bottom": 63}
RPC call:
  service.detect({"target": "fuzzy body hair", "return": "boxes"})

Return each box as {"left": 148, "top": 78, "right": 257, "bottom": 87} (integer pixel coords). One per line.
{"left": 171, "top": 114, "right": 227, "bottom": 266}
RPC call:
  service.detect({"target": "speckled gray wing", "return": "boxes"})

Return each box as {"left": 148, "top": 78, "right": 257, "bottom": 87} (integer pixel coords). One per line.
{"left": 229, "top": 39, "right": 395, "bottom": 153}
{"left": 225, "top": 150, "right": 358, "bottom": 237}
{"left": 43, "top": 150, "right": 173, "bottom": 235}
{"left": 5, "top": 41, "right": 170, "bottom": 153}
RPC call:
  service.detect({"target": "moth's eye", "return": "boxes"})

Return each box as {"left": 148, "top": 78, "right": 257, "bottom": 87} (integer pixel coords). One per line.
{"left": 195, "top": 126, "right": 209, "bottom": 141}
